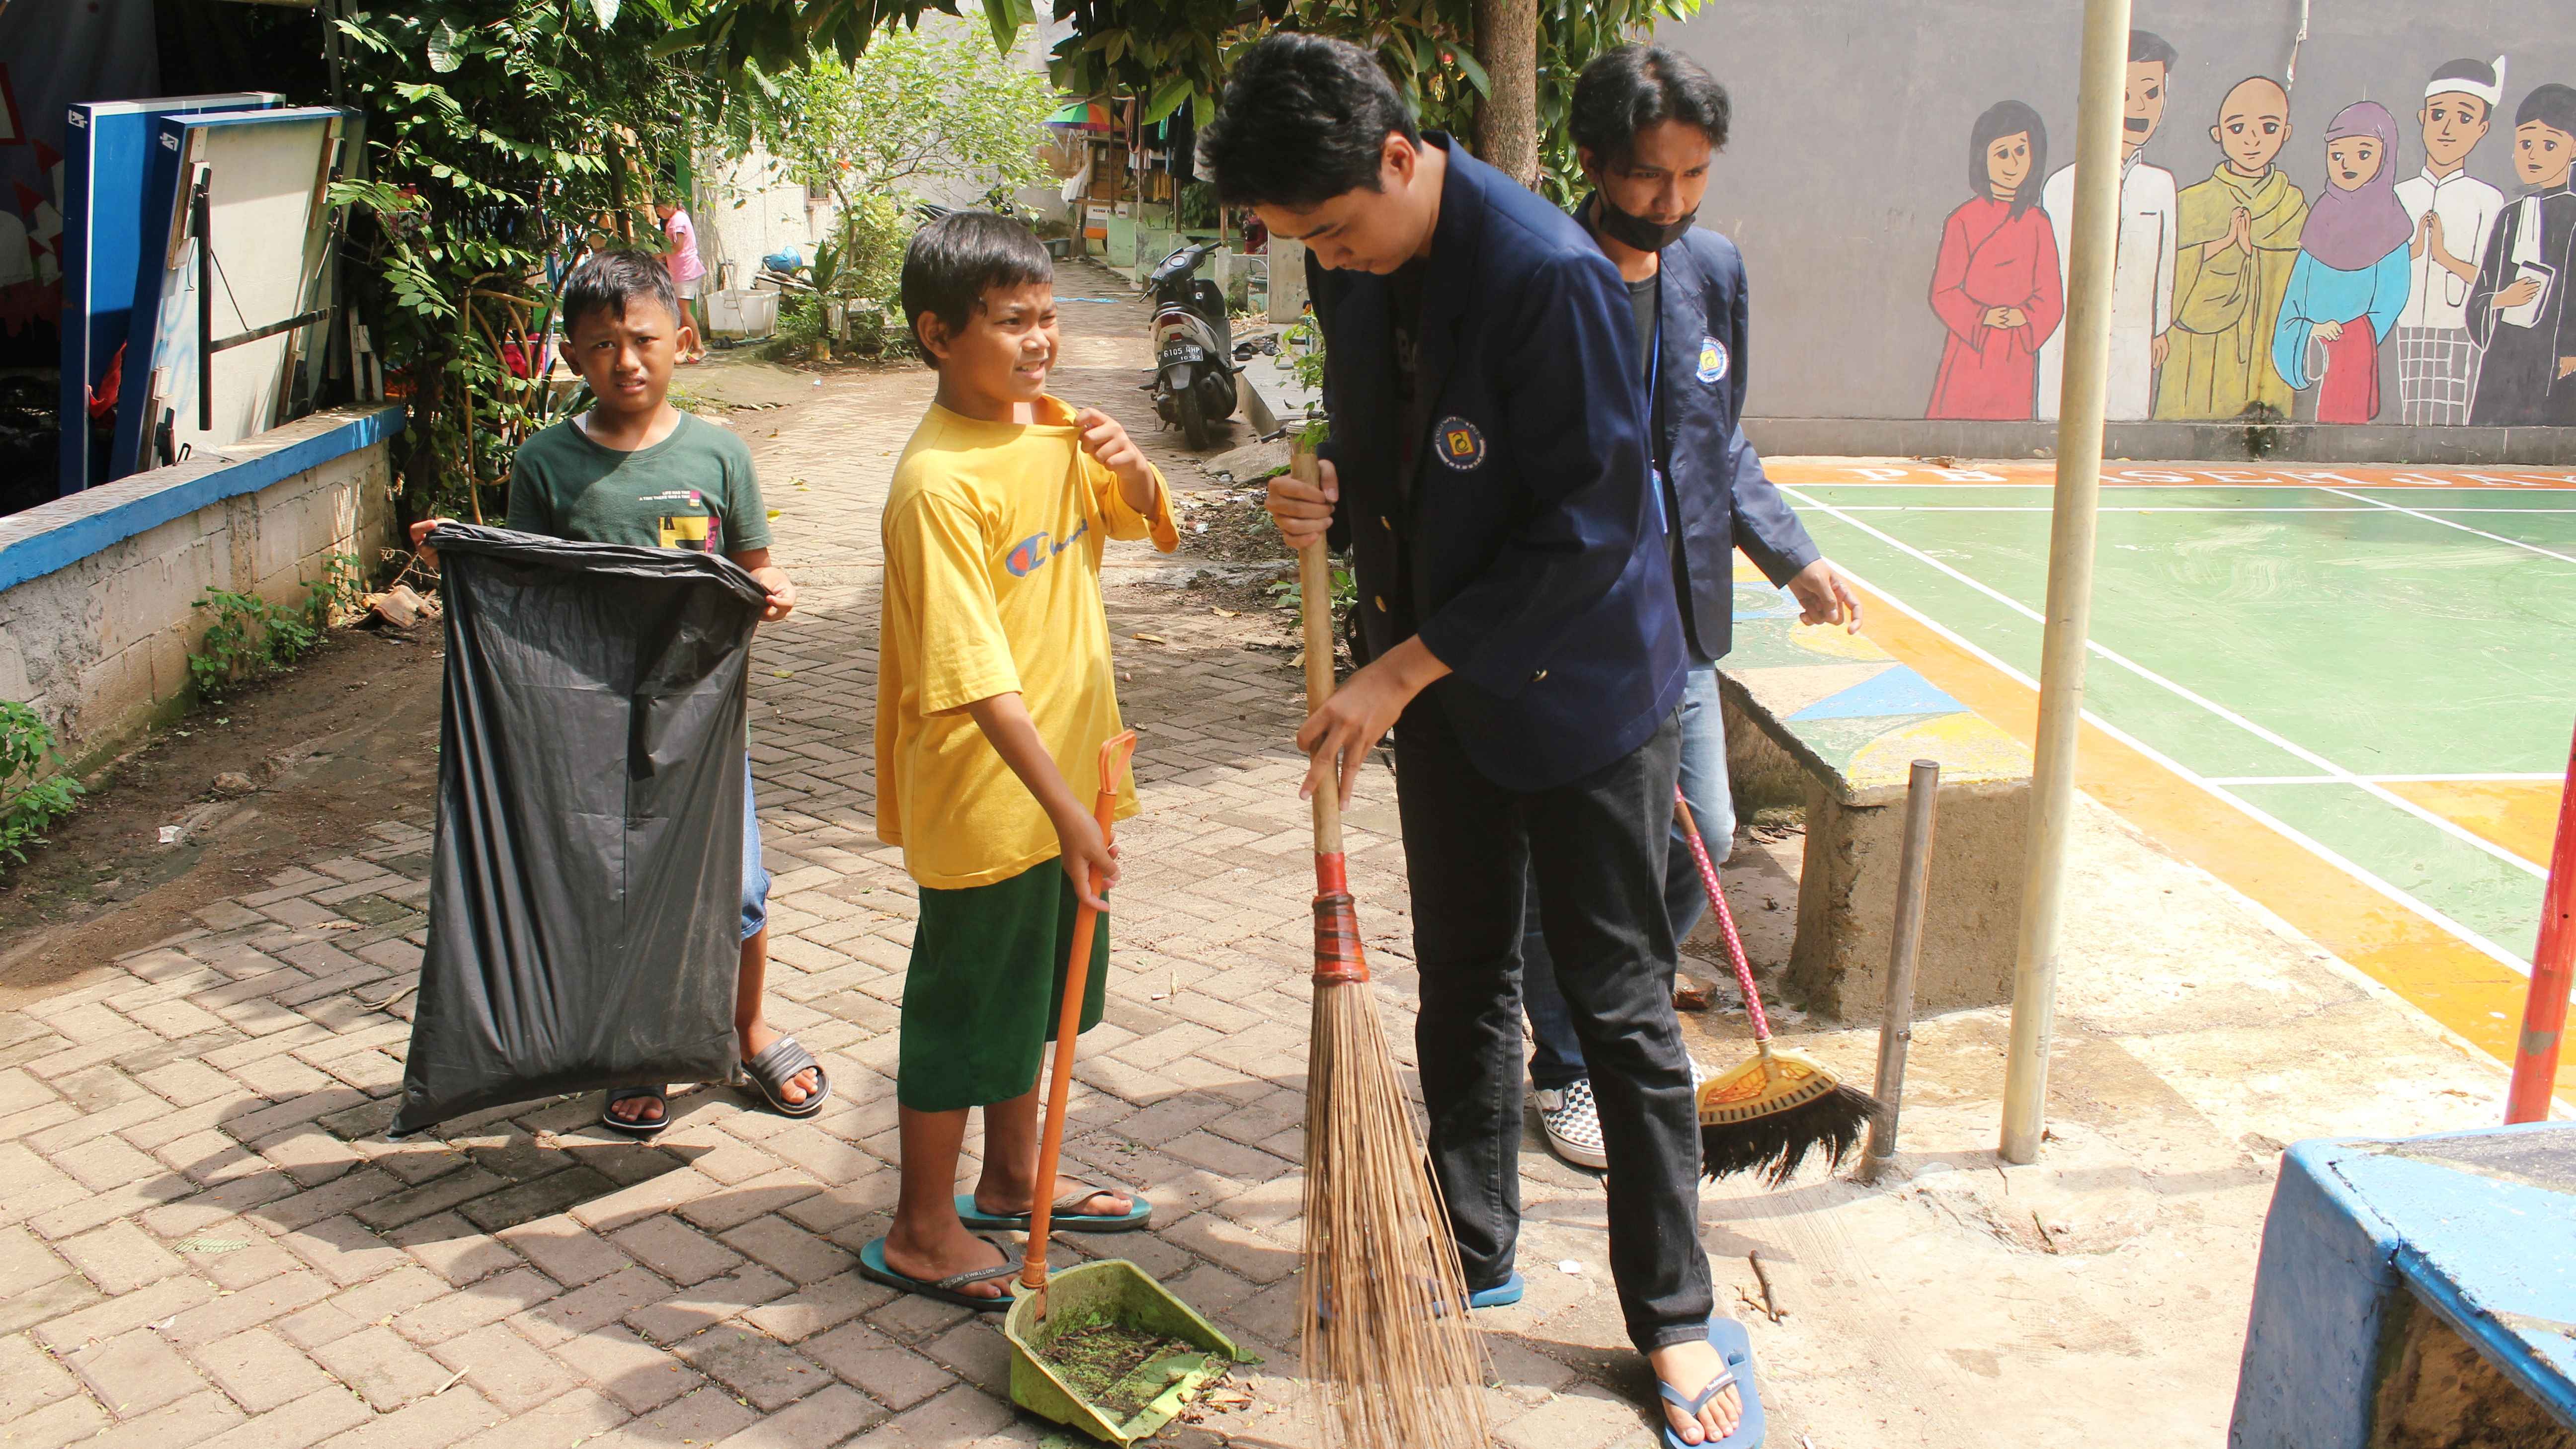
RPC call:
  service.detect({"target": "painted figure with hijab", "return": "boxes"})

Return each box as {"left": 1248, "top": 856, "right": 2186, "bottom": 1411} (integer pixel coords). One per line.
{"left": 2273, "top": 101, "right": 2413, "bottom": 423}
{"left": 2466, "top": 83, "right": 2576, "bottom": 426}
{"left": 2038, "top": 29, "right": 2179, "bottom": 421}
{"left": 2395, "top": 58, "right": 2509, "bottom": 424}
{"left": 2156, "top": 76, "right": 2306, "bottom": 420}
{"left": 1927, "top": 101, "right": 2064, "bottom": 418}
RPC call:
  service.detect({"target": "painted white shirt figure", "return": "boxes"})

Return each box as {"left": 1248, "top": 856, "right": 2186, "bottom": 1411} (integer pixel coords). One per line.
{"left": 2037, "top": 149, "right": 2179, "bottom": 420}
{"left": 2395, "top": 167, "right": 2504, "bottom": 329}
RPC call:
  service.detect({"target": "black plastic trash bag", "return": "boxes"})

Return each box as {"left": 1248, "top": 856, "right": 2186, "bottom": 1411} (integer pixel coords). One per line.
{"left": 393, "top": 524, "right": 769, "bottom": 1136}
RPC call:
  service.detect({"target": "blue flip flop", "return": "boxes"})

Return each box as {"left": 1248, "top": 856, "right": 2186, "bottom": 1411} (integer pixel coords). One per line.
{"left": 1468, "top": 1272, "right": 1526, "bottom": 1309}
{"left": 856, "top": 1236, "right": 1020, "bottom": 1312}
{"left": 1659, "top": 1315, "right": 1766, "bottom": 1449}
{"left": 953, "top": 1190, "right": 1153, "bottom": 1234}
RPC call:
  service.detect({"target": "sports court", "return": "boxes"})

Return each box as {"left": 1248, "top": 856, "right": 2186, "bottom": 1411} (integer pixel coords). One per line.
{"left": 1763, "top": 459, "right": 2576, "bottom": 1086}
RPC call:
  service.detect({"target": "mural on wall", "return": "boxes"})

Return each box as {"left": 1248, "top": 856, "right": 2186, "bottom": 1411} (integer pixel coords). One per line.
{"left": 2395, "top": 59, "right": 2508, "bottom": 424}
{"left": 2155, "top": 76, "right": 2305, "bottom": 421}
{"left": 2272, "top": 101, "right": 2414, "bottom": 422}
{"left": 1926, "top": 102, "right": 2063, "bottom": 418}
{"left": 1874, "top": 11, "right": 2576, "bottom": 433}
{"left": 2035, "top": 30, "right": 2179, "bottom": 423}
{"left": 2466, "top": 82, "right": 2576, "bottom": 425}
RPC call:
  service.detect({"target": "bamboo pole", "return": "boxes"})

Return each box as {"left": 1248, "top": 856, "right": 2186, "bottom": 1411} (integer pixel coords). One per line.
{"left": 2000, "top": 0, "right": 2133, "bottom": 1165}
{"left": 1863, "top": 760, "right": 1940, "bottom": 1182}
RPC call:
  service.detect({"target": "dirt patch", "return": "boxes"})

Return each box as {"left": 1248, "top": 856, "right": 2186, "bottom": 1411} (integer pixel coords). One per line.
{"left": 0, "top": 622, "right": 444, "bottom": 1006}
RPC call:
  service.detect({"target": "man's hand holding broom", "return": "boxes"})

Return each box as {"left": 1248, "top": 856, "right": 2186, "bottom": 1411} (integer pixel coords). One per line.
{"left": 1267, "top": 460, "right": 1450, "bottom": 809}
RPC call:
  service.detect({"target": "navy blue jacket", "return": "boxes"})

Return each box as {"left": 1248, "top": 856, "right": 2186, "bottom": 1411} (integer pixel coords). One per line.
{"left": 1311, "top": 138, "right": 1686, "bottom": 793}
{"left": 1642, "top": 221, "right": 1823, "bottom": 661}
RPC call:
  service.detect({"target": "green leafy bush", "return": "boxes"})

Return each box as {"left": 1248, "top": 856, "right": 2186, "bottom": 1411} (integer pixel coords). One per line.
{"left": 0, "top": 703, "right": 81, "bottom": 867}
{"left": 187, "top": 554, "right": 365, "bottom": 699}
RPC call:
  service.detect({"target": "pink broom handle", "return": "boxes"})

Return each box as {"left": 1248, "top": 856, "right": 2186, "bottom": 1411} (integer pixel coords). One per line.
{"left": 1675, "top": 784, "right": 1772, "bottom": 1046}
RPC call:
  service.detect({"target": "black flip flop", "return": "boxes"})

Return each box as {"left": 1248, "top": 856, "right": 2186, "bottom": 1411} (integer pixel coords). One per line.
{"left": 601, "top": 1085, "right": 670, "bottom": 1138}
{"left": 737, "top": 1035, "right": 831, "bottom": 1118}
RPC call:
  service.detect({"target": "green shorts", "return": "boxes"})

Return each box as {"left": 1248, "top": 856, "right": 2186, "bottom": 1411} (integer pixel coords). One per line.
{"left": 898, "top": 861, "right": 1108, "bottom": 1113}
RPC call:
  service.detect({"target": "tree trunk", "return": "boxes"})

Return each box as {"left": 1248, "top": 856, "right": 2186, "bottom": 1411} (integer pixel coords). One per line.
{"left": 1470, "top": 0, "right": 1539, "bottom": 187}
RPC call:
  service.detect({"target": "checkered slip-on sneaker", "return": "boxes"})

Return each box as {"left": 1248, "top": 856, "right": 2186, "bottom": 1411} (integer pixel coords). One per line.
{"left": 1534, "top": 1077, "right": 1610, "bottom": 1170}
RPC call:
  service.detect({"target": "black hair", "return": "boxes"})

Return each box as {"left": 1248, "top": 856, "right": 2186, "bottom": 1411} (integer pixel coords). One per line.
{"left": 898, "top": 211, "right": 1053, "bottom": 354}
{"left": 560, "top": 248, "right": 680, "bottom": 334}
{"left": 2130, "top": 29, "right": 2177, "bottom": 70}
{"left": 1968, "top": 100, "right": 2048, "bottom": 219}
{"left": 2518, "top": 82, "right": 2576, "bottom": 138}
{"left": 2421, "top": 59, "right": 2503, "bottom": 122}
{"left": 1201, "top": 33, "right": 1419, "bottom": 209}
{"left": 1570, "top": 44, "right": 1731, "bottom": 171}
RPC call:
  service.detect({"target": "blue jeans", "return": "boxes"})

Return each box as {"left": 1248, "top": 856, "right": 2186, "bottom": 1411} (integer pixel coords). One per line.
{"left": 742, "top": 757, "right": 770, "bottom": 942}
{"left": 1525, "top": 667, "right": 1729, "bottom": 1089}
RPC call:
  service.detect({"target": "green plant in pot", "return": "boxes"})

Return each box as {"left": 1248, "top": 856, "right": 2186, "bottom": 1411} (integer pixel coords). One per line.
{"left": 807, "top": 237, "right": 848, "bottom": 363}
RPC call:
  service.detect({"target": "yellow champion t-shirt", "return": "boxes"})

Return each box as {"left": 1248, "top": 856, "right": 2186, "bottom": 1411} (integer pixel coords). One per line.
{"left": 875, "top": 397, "right": 1179, "bottom": 888}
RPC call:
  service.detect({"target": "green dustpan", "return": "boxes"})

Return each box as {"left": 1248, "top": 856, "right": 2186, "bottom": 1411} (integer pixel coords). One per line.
{"left": 1003, "top": 1259, "right": 1254, "bottom": 1446}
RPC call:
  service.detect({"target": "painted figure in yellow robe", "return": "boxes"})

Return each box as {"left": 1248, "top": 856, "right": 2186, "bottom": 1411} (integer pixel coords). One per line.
{"left": 2156, "top": 76, "right": 2310, "bottom": 419}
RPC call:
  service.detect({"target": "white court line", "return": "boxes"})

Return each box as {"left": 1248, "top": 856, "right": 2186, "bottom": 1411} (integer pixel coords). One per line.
{"left": 1816, "top": 505, "right": 2576, "bottom": 514}
{"left": 2312, "top": 486, "right": 2576, "bottom": 566}
{"left": 1807, "top": 558, "right": 2535, "bottom": 973}
{"left": 1781, "top": 485, "right": 2551, "bottom": 884}
{"left": 2207, "top": 773, "right": 2565, "bottom": 785}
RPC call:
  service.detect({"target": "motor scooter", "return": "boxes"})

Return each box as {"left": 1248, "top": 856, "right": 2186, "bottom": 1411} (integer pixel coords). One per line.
{"left": 1147, "top": 243, "right": 1238, "bottom": 450}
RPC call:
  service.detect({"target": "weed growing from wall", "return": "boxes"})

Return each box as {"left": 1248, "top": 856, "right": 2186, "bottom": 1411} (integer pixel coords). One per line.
{"left": 0, "top": 703, "right": 81, "bottom": 869}
{"left": 187, "top": 554, "right": 368, "bottom": 701}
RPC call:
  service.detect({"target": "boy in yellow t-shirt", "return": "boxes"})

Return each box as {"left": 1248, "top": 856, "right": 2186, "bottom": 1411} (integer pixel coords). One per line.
{"left": 861, "top": 213, "right": 1179, "bottom": 1309}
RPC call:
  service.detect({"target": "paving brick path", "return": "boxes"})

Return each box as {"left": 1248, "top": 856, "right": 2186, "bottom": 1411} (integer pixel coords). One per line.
{"left": 0, "top": 271, "right": 1667, "bottom": 1448}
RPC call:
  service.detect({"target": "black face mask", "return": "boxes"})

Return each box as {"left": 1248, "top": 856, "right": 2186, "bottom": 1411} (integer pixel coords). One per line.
{"left": 1589, "top": 191, "right": 1697, "bottom": 252}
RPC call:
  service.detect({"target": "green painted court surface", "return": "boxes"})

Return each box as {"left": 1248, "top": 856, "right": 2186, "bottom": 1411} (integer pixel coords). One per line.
{"left": 1765, "top": 464, "right": 2576, "bottom": 978}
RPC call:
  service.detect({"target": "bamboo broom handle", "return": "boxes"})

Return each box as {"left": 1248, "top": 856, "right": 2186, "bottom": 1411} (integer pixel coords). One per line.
{"left": 1020, "top": 730, "right": 1136, "bottom": 1310}
{"left": 1293, "top": 445, "right": 1343, "bottom": 858}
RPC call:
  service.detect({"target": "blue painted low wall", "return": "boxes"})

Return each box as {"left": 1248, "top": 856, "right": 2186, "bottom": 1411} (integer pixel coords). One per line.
{"left": 0, "top": 405, "right": 404, "bottom": 769}
{"left": 2231, "top": 1124, "right": 2576, "bottom": 1447}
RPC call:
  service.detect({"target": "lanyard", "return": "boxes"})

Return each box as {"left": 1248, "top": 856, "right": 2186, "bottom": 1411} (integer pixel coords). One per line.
{"left": 1643, "top": 291, "right": 1670, "bottom": 538}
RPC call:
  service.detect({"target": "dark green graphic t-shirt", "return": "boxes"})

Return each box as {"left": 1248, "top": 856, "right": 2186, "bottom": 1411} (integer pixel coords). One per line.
{"left": 505, "top": 412, "right": 772, "bottom": 554}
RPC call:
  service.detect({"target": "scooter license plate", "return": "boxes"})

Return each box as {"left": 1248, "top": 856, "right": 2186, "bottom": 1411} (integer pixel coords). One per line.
{"left": 1158, "top": 340, "right": 1206, "bottom": 365}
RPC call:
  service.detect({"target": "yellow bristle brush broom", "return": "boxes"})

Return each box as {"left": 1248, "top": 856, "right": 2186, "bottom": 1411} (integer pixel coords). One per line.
{"left": 1674, "top": 787, "right": 1882, "bottom": 1184}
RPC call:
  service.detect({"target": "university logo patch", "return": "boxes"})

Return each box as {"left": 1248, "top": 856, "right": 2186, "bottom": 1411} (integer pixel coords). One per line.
{"left": 1696, "top": 338, "right": 1728, "bottom": 385}
{"left": 1434, "top": 416, "right": 1486, "bottom": 471}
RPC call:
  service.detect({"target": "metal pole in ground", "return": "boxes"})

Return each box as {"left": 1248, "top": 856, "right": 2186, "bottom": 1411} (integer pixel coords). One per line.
{"left": 1864, "top": 760, "right": 1940, "bottom": 1182}
{"left": 2001, "top": 0, "right": 2132, "bottom": 1164}
{"left": 2504, "top": 723, "right": 2576, "bottom": 1124}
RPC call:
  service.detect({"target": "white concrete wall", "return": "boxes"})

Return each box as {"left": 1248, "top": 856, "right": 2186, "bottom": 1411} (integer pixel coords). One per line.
{"left": 0, "top": 408, "right": 398, "bottom": 770}
{"left": 696, "top": 144, "right": 837, "bottom": 291}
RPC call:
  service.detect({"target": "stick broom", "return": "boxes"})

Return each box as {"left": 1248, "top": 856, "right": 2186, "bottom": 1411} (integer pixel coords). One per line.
{"left": 1290, "top": 445, "right": 1490, "bottom": 1449}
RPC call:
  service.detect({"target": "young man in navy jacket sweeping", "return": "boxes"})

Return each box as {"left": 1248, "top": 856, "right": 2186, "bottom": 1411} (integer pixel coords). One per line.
{"left": 1519, "top": 49, "right": 1862, "bottom": 1176}
{"left": 1203, "top": 34, "right": 1760, "bottom": 1446}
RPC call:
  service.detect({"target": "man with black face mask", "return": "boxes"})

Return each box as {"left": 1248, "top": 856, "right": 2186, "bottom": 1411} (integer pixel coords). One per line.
{"left": 1517, "top": 44, "right": 1860, "bottom": 1188}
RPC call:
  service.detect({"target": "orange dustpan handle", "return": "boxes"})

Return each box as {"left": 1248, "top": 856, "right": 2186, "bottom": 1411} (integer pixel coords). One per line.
{"left": 1021, "top": 729, "right": 1138, "bottom": 1305}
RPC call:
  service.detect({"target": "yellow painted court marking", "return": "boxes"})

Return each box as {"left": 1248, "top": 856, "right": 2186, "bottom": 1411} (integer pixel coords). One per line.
{"left": 2382, "top": 781, "right": 2563, "bottom": 871}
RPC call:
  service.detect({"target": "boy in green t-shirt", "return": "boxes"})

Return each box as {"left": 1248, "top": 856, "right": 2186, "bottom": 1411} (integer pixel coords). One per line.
{"left": 856, "top": 213, "right": 1177, "bottom": 1309}
{"left": 409, "top": 250, "right": 825, "bottom": 1134}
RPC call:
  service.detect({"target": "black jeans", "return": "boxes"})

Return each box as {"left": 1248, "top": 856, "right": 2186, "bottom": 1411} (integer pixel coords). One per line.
{"left": 1395, "top": 696, "right": 1712, "bottom": 1354}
